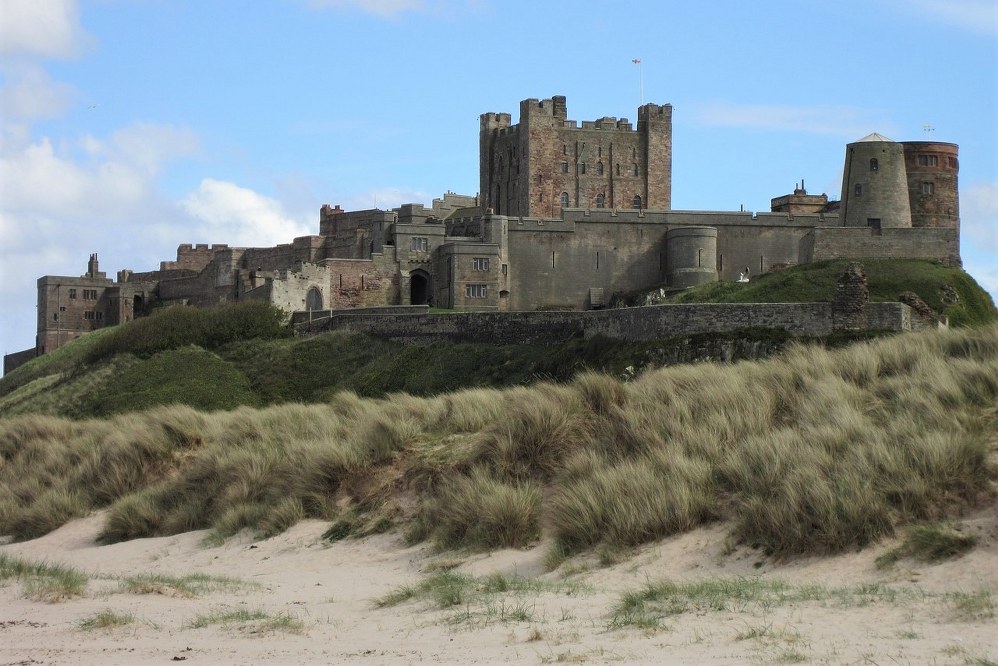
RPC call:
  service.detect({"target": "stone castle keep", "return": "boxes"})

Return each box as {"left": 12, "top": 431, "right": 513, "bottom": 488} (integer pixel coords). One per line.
{"left": 6, "top": 95, "right": 961, "bottom": 372}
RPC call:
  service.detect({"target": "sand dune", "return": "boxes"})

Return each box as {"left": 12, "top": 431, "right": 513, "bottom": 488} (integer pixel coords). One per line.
{"left": 2, "top": 508, "right": 996, "bottom": 665}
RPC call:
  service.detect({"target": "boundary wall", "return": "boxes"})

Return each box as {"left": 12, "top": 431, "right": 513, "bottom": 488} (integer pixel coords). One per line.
{"left": 293, "top": 302, "right": 921, "bottom": 346}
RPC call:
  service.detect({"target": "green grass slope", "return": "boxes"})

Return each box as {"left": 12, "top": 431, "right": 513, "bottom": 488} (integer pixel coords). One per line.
{"left": 1, "top": 323, "right": 995, "bottom": 560}
{"left": 620, "top": 259, "right": 997, "bottom": 327}
{"left": 2, "top": 260, "right": 994, "bottom": 419}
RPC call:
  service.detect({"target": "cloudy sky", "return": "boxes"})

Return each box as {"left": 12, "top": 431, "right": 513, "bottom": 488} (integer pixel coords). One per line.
{"left": 1, "top": 0, "right": 996, "bottom": 357}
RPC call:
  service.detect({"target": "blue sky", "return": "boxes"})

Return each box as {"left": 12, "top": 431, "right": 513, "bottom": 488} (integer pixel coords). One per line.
{"left": 1, "top": 0, "right": 996, "bottom": 356}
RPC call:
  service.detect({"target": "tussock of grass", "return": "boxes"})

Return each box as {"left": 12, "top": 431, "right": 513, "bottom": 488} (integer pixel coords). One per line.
{"left": 608, "top": 578, "right": 923, "bottom": 630}
{"left": 1, "top": 325, "right": 996, "bottom": 561}
{"left": 78, "top": 609, "right": 134, "bottom": 630}
{"left": 0, "top": 553, "right": 88, "bottom": 601}
{"left": 183, "top": 608, "right": 305, "bottom": 634}
{"left": 120, "top": 572, "right": 252, "bottom": 597}
{"left": 876, "top": 523, "right": 978, "bottom": 568}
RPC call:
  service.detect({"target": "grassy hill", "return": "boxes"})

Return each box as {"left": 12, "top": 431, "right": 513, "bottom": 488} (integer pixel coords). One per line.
{"left": 1, "top": 322, "right": 995, "bottom": 563}
{"left": 1, "top": 260, "right": 994, "bottom": 419}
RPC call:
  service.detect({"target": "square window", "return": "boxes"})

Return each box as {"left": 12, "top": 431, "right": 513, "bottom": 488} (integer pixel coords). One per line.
{"left": 921, "top": 182, "right": 935, "bottom": 195}
{"left": 472, "top": 257, "right": 489, "bottom": 271}
{"left": 410, "top": 237, "right": 428, "bottom": 252}
{"left": 560, "top": 161, "right": 568, "bottom": 173}
{"left": 68, "top": 289, "right": 77, "bottom": 299}
{"left": 465, "top": 284, "right": 487, "bottom": 299}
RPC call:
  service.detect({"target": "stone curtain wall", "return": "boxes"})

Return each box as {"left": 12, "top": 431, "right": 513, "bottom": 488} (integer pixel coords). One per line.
{"left": 295, "top": 302, "right": 919, "bottom": 345}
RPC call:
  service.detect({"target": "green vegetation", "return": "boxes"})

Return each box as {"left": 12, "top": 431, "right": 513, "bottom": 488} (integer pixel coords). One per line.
{"left": 3, "top": 260, "right": 992, "bottom": 420}
{"left": 78, "top": 609, "right": 135, "bottom": 630}
{"left": 617, "top": 259, "right": 997, "bottom": 328}
{"left": 0, "top": 553, "right": 89, "bottom": 601}
{"left": 182, "top": 608, "right": 305, "bottom": 634}
{"left": 876, "top": 524, "right": 978, "bottom": 568}
{"left": 1, "top": 324, "right": 995, "bottom": 563}
{"left": 377, "top": 570, "right": 580, "bottom": 627}
{"left": 119, "top": 572, "right": 253, "bottom": 597}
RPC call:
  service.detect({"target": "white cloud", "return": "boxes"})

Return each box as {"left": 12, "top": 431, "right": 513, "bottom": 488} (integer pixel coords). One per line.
{"left": 961, "top": 181, "right": 998, "bottom": 253}
{"left": 694, "top": 102, "right": 897, "bottom": 139}
{"left": 0, "top": 0, "right": 90, "bottom": 59}
{"left": 901, "top": 0, "right": 998, "bottom": 37}
{"left": 0, "top": 63, "right": 76, "bottom": 119}
{"left": 180, "top": 179, "right": 313, "bottom": 247}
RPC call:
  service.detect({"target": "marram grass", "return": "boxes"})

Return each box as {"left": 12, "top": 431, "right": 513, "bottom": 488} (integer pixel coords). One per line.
{"left": 0, "top": 324, "right": 995, "bottom": 558}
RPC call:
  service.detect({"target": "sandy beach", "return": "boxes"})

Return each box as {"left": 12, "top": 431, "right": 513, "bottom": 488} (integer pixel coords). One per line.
{"left": 2, "top": 503, "right": 996, "bottom": 666}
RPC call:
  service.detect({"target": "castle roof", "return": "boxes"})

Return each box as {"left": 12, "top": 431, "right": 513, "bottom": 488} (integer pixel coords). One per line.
{"left": 856, "top": 132, "right": 894, "bottom": 142}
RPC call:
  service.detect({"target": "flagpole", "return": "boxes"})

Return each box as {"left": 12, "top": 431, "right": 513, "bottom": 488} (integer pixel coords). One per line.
{"left": 632, "top": 58, "right": 643, "bottom": 105}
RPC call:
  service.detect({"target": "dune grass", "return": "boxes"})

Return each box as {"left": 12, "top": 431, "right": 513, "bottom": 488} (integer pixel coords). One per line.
{"left": 182, "top": 608, "right": 305, "bottom": 634}
{"left": 78, "top": 609, "right": 134, "bottom": 630}
{"left": 0, "top": 324, "right": 995, "bottom": 561}
{"left": 0, "top": 553, "right": 89, "bottom": 601}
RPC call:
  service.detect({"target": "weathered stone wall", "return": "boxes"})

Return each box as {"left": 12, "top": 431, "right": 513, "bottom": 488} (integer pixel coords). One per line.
{"left": 902, "top": 142, "right": 959, "bottom": 230}
{"left": 3, "top": 347, "right": 37, "bottom": 375}
{"left": 325, "top": 254, "right": 400, "bottom": 309}
{"left": 302, "top": 302, "right": 918, "bottom": 346}
{"left": 809, "top": 227, "right": 960, "bottom": 266}
{"left": 481, "top": 96, "right": 671, "bottom": 217}
{"left": 160, "top": 244, "right": 230, "bottom": 272}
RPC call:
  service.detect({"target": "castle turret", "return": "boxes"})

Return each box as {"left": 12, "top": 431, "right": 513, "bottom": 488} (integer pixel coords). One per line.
{"left": 902, "top": 141, "right": 959, "bottom": 230}
{"left": 840, "top": 133, "right": 911, "bottom": 230}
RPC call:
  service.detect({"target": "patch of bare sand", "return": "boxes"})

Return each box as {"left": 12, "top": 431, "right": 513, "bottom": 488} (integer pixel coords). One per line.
{"left": 1, "top": 506, "right": 995, "bottom": 665}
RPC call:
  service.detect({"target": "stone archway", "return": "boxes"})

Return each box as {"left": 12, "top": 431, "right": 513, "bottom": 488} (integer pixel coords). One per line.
{"left": 305, "top": 286, "right": 323, "bottom": 311}
{"left": 410, "top": 270, "right": 430, "bottom": 306}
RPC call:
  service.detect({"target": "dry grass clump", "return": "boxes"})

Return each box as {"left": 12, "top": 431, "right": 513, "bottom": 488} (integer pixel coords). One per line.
{"left": 1, "top": 324, "right": 996, "bottom": 560}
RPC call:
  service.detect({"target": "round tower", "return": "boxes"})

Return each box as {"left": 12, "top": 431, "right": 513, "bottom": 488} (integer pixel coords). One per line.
{"left": 840, "top": 134, "right": 911, "bottom": 229}
{"left": 666, "top": 226, "right": 717, "bottom": 289}
{"left": 901, "top": 141, "right": 959, "bottom": 229}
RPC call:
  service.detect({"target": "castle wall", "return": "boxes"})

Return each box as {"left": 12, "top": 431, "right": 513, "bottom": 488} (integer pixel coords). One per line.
{"left": 325, "top": 254, "right": 400, "bottom": 309}
{"left": 36, "top": 275, "right": 115, "bottom": 353}
{"left": 809, "top": 227, "right": 960, "bottom": 266}
{"left": 301, "top": 302, "right": 920, "bottom": 346}
{"left": 160, "top": 244, "right": 230, "bottom": 272}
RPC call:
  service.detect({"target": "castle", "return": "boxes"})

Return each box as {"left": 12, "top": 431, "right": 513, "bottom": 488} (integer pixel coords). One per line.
{"left": 4, "top": 95, "right": 961, "bottom": 373}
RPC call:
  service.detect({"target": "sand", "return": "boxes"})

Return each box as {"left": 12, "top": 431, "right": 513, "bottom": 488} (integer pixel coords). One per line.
{"left": 1, "top": 507, "right": 996, "bottom": 665}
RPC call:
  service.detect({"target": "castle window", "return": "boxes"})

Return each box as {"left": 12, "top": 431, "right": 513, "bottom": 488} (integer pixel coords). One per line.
{"left": 870, "top": 158, "right": 878, "bottom": 171}
{"left": 560, "top": 161, "right": 569, "bottom": 173}
{"left": 466, "top": 284, "right": 487, "bottom": 299}
{"left": 632, "top": 163, "right": 638, "bottom": 176}
{"left": 473, "top": 257, "right": 489, "bottom": 271}
{"left": 596, "top": 194, "right": 605, "bottom": 208}
{"left": 560, "top": 192, "right": 569, "bottom": 209}
{"left": 598, "top": 146, "right": 602, "bottom": 158}
{"left": 854, "top": 184, "right": 863, "bottom": 196}
{"left": 501, "top": 264, "right": 508, "bottom": 276}
{"left": 922, "top": 181, "right": 935, "bottom": 195}
{"left": 68, "top": 289, "right": 77, "bottom": 299}
{"left": 596, "top": 161, "right": 604, "bottom": 175}
{"left": 632, "top": 195, "right": 642, "bottom": 209}
{"left": 562, "top": 144, "right": 567, "bottom": 155}
{"left": 632, "top": 147, "right": 636, "bottom": 159}
{"left": 918, "top": 155, "right": 939, "bottom": 167}
{"left": 947, "top": 156, "right": 958, "bottom": 169}
{"left": 616, "top": 164, "right": 620, "bottom": 176}
{"left": 83, "top": 289, "right": 98, "bottom": 300}
{"left": 410, "top": 237, "right": 428, "bottom": 252}
{"left": 579, "top": 162, "right": 587, "bottom": 175}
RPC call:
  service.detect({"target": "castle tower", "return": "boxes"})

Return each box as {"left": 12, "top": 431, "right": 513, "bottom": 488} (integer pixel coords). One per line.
{"left": 479, "top": 96, "right": 672, "bottom": 217}
{"left": 839, "top": 133, "right": 912, "bottom": 229}
{"left": 901, "top": 141, "right": 959, "bottom": 229}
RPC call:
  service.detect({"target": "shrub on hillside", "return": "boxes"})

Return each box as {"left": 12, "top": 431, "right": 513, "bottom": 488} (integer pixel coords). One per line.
{"left": 85, "top": 301, "right": 289, "bottom": 363}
